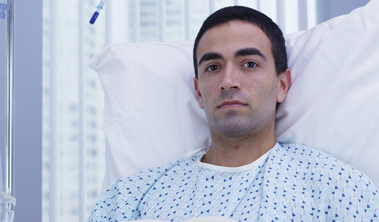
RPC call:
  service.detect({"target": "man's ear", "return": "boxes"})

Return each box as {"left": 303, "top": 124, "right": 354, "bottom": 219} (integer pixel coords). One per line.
{"left": 276, "top": 69, "right": 291, "bottom": 103}
{"left": 193, "top": 77, "right": 204, "bottom": 109}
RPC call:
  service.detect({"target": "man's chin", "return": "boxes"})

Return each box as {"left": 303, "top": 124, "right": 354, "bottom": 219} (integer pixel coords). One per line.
{"left": 213, "top": 118, "right": 256, "bottom": 138}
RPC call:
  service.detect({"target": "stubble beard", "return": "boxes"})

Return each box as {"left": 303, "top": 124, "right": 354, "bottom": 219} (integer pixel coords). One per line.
{"left": 206, "top": 89, "right": 277, "bottom": 139}
{"left": 206, "top": 90, "right": 258, "bottom": 138}
{"left": 209, "top": 109, "right": 258, "bottom": 138}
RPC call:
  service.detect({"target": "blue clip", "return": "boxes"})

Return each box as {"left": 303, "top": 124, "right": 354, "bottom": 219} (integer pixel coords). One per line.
{"left": 90, "top": 11, "right": 100, "bottom": 24}
{"left": 0, "top": 3, "right": 9, "bottom": 19}
{"left": 89, "top": 0, "right": 106, "bottom": 25}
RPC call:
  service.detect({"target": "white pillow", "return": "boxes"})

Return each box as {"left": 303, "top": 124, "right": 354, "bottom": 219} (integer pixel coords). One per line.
{"left": 89, "top": 0, "right": 379, "bottom": 193}
{"left": 276, "top": 0, "right": 379, "bottom": 186}
{"left": 89, "top": 42, "right": 211, "bottom": 193}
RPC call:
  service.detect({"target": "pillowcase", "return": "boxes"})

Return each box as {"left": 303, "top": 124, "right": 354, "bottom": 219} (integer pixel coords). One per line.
{"left": 89, "top": 41, "right": 211, "bottom": 194}
{"left": 276, "top": 0, "right": 379, "bottom": 187}
{"left": 89, "top": 0, "right": 379, "bottom": 193}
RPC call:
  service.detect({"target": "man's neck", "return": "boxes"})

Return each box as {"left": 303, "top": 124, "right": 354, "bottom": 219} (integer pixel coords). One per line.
{"left": 201, "top": 130, "right": 277, "bottom": 167}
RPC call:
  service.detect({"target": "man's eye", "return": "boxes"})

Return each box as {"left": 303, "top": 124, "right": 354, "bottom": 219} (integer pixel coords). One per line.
{"left": 206, "top": 65, "right": 220, "bottom": 72}
{"left": 243, "top": 61, "right": 257, "bottom": 68}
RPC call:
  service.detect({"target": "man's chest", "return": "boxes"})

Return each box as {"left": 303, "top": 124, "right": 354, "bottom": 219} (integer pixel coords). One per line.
{"left": 137, "top": 168, "right": 265, "bottom": 221}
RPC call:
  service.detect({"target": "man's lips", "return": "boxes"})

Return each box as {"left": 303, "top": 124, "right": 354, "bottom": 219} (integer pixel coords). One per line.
{"left": 217, "top": 100, "right": 247, "bottom": 109}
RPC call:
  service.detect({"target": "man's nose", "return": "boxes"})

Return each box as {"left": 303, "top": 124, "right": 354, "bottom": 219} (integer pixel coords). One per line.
{"left": 219, "top": 64, "right": 241, "bottom": 90}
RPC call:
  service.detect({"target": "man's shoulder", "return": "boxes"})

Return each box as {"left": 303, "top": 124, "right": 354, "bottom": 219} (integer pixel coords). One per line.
{"left": 273, "top": 143, "right": 376, "bottom": 189}
{"left": 114, "top": 156, "right": 199, "bottom": 190}
{"left": 276, "top": 143, "right": 349, "bottom": 166}
{"left": 88, "top": 157, "right": 200, "bottom": 221}
{"left": 274, "top": 143, "right": 357, "bottom": 172}
{"left": 252, "top": 143, "right": 379, "bottom": 220}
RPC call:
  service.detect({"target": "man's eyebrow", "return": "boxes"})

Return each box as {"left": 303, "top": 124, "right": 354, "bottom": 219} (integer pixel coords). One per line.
{"left": 198, "top": 52, "right": 223, "bottom": 66}
{"left": 235, "top": 48, "right": 267, "bottom": 61}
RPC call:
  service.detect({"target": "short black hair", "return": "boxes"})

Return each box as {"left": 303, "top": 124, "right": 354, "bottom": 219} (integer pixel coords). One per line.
{"left": 193, "top": 6, "right": 287, "bottom": 78}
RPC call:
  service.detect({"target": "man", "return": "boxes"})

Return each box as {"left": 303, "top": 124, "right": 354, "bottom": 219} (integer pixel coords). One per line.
{"left": 88, "top": 6, "right": 379, "bottom": 221}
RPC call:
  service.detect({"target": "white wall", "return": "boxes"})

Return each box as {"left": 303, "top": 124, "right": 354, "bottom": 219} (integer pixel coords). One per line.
{"left": 317, "top": 0, "right": 370, "bottom": 24}
{"left": 13, "top": 0, "right": 43, "bottom": 220}
{"left": 0, "top": 0, "right": 42, "bottom": 221}
{"left": 331, "top": 0, "right": 370, "bottom": 17}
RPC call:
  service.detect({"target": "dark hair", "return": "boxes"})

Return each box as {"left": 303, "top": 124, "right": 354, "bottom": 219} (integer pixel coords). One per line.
{"left": 193, "top": 6, "right": 287, "bottom": 78}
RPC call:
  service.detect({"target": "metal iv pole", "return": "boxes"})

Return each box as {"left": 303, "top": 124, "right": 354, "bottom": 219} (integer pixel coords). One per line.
{"left": 0, "top": 0, "right": 16, "bottom": 220}
{"left": 5, "top": 0, "right": 15, "bottom": 199}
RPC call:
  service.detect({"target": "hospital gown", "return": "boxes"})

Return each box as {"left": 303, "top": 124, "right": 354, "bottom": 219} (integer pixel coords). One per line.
{"left": 87, "top": 143, "right": 379, "bottom": 221}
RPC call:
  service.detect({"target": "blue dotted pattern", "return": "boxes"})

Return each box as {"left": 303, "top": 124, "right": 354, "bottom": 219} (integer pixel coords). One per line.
{"left": 87, "top": 144, "right": 379, "bottom": 221}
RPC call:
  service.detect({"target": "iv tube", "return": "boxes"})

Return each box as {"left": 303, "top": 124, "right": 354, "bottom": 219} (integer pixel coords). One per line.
{"left": 89, "top": 0, "right": 107, "bottom": 25}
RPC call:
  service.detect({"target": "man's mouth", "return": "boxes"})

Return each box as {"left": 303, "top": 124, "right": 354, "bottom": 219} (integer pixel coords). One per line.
{"left": 217, "top": 100, "right": 247, "bottom": 109}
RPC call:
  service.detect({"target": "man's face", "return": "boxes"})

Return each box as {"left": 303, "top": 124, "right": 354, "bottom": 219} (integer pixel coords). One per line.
{"left": 194, "top": 20, "right": 289, "bottom": 138}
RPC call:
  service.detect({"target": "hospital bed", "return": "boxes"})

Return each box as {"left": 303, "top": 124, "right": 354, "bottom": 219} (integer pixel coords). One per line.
{"left": 89, "top": 0, "right": 379, "bottom": 197}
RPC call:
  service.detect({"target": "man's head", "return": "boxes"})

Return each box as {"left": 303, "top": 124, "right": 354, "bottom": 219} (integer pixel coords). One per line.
{"left": 193, "top": 6, "right": 291, "bottom": 139}
{"left": 193, "top": 6, "right": 288, "bottom": 78}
